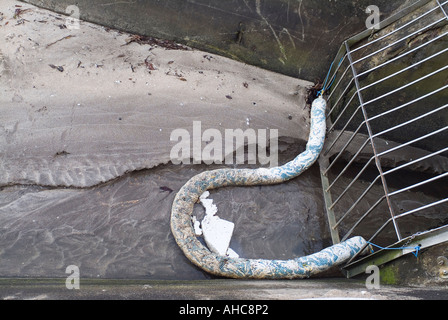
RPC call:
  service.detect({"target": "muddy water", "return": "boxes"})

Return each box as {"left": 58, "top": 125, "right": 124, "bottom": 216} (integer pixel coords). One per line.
{"left": 0, "top": 140, "right": 333, "bottom": 280}
{"left": 2, "top": 137, "right": 445, "bottom": 280}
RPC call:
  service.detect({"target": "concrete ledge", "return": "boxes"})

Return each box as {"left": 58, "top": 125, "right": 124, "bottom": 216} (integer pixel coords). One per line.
{"left": 20, "top": 0, "right": 419, "bottom": 80}
{"left": 1, "top": 278, "right": 448, "bottom": 300}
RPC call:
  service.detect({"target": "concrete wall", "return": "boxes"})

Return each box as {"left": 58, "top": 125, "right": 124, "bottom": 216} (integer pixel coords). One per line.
{"left": 20, "top": 0, "right": 418, "bottom": 81}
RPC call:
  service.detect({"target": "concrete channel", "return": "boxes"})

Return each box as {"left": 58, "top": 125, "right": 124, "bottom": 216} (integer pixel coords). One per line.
{"left": 0, "top": 0, "right": 447, "bottom": 300}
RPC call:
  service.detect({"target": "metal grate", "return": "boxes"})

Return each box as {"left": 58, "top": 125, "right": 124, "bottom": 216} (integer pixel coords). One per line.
{"left": 319, "top": 0, "right": 448, "bottom": 270}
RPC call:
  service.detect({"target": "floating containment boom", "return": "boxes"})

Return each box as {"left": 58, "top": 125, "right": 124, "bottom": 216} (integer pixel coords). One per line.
{"left": 170, "top": 97, "right": 367, "bottom": 279}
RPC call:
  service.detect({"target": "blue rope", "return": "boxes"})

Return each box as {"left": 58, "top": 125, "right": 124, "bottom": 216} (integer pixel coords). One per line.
{"left": 317, "top": 60, "right": 334, "bottom": 97}
{"left": 320, "top": 61, "right": 334, "bottom": 94}
{"left": 318, "top": 57, "right": 345, "bottom": 97}
{"left": 324, "top": 57, "right": 344, "bottom": 91}
{"left": 367, "top": 241, "right": 421, "bottom": 258}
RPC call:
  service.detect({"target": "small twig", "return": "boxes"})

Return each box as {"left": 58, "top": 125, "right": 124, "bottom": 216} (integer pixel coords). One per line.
{"left": 46, "top": 35, "right": 75, "bottom": 48}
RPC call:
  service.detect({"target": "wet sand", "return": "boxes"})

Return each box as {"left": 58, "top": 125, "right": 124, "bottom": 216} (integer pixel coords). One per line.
{"left": 0, "top": 0, "right": 311, "bottom": 188}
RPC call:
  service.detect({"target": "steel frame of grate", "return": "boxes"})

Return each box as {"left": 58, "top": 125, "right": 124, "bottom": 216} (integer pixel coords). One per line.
{"left": 319, "top": 0, "right": 448, "bottom": 266}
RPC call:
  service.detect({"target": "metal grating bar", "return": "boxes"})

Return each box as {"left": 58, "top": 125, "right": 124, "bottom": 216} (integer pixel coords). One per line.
{"left": 340, "top": 153, "right": 448, "bottom": 241}
{"left": 325, "top": 41, "right": 448, "bottom": 155}
{"left": 357, "top": 30, "right": 448, "bottom": 79}
{"left": 351, "top": 0, "right": 448, "bottom": 54}
{"left": 328, "top": 119, "right": 448, "bottom": 212}
{"left": 437, "top": 0, "right": 448, "bottom": 19}
{"left": 319, "top": 0, "right": 448, "bottom": 270}
{"left": 359, "top": 48, "right": 448, "bottom": 93}
{"left": 362, "top": 64, "right": 448, "bottom": 107}
{"left": 327, "top": 62, "right": 351, "bottom": 103}
{"left": 352, "top": 17, "right": 446, "bottom": 66}
{"left": 344, "top": 41, "right": 402, "bottom": 241}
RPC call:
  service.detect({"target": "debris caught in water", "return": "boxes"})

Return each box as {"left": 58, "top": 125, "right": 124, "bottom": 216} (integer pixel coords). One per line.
{"left": 195, "top": 191, "right": 237, "bottom": 257}
{"left": 159, "top": 186, "right": 173, "bottom": 194}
